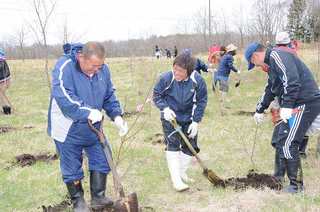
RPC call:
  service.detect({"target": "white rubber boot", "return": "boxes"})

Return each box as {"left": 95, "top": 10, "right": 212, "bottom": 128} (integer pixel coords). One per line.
{"left": 179, "top": 152, "right": 194, "bottom": 183}
{"left": 166, "top": 151, "right": 189, "bottom": 192}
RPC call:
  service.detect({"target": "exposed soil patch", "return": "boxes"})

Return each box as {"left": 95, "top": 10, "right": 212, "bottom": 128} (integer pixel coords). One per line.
{"left": 0, "top": 126, "right": 16, "bottom": 134}
{"left": 215, "top": 170, "right": 282, "bottom": 190}
{"left": 145, "top": 133, "right": 164, "bottom": 145}
{"left": 15, "top": 153, "right": 58, "bottom": 167}
{"left": 233, "top": 111, "right": 255, "bottom": 116}
{"left": 0, "top": 125, "right": 34, "bottom": 134}
{"left": 123, "top": 110, "right": 146, "bottom": 118}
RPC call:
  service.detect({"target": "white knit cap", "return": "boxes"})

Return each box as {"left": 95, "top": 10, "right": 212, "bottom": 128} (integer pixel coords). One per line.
{"left": 275, "top": 31, "right": 290, "bottom": 45}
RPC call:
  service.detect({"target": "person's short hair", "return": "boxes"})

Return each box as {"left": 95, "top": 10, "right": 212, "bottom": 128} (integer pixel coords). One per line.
{"left": 82, "top": 42, "right": 106, "bottom": 59}
{"left": 173, "top": 52, "right": 195, "bottom": 76}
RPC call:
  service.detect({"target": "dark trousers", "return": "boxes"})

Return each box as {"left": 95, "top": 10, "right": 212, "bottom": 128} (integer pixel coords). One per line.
{"left": 273, "top": 101, "right": 320, "bottom": 188}
{"left": 161, "top": 119, "right": 199, "bottom": 156}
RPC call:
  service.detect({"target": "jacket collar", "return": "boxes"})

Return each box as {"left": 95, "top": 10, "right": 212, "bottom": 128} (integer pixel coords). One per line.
{"left": 264, "top": 47, "right": 272, "bottom": 65}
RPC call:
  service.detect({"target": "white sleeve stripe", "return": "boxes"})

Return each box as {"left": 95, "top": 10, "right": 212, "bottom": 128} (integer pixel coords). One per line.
{"left": 270, "top": 52, "right": 288, "bottom": 94}
{"left": 58, "top": 59, "right": 91, "bottom": 111}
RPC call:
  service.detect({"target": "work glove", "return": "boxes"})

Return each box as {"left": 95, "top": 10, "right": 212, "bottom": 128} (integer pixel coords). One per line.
{"left": 88, "top": 109, "right": 103, "bottom": 124}
{"left": 280, "top": 108, "right": 293, "bottom": 123}
{"left": 187, "top": 122, "right": 198, "bottom": 138}
{"left": 163, "top": 107, "right": 176, "bottom": 122}
{"left": 237, "top": 69, "right": 241, "bottom": 74}
{"left": 253, "top": 112, "right": 264, "bottom": 125}
{"left": 114, "top": 116, "right": 128, "bottom": 137}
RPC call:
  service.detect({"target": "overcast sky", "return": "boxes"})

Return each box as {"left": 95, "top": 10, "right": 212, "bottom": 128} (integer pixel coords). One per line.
{"left": 0, "top": 0, "right": 252, "bottom": 44}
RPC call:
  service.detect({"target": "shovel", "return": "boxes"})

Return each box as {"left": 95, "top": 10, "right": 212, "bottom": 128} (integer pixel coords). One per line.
{"left": 88, "top": 118, "right": 139, "bottom": 212}
{"left": 170, "top": 119, "right": 225, "bottom": 187}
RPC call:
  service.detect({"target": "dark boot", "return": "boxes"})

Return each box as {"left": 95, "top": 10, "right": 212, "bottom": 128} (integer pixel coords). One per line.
{"left": 2, "top": 106, "right": 11, "bottom": 115}
{"left": 66, "top": 180, "right": 90, "bottom": 212}
{"left": 299, "top": 136, "right": 308, "bottom": 159}
{"left": 284, "top": 159, "right": 303, "bottom": 193}
{"left": 90, "top": 171, "right": 113, "bottom": 209}
{"left": 274, "top": 153, "right": 286, "bottom": 183}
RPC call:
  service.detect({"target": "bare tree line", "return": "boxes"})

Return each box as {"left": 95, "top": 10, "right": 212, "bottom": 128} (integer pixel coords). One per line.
{"left": 0, "top": 0, "right": 319, "bottom": 60}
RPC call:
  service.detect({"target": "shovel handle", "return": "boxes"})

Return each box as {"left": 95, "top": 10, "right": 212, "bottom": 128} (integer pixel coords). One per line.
{"left": 170, "top": 119, "right": 208, "bottom": 170}
{"left": 88, "top": 118, "right": 126, "bottom": 198}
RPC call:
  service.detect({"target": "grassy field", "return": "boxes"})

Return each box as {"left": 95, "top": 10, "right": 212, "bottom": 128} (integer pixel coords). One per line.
{"left": 0, "top": 46, "right": 320, "bottom": 212}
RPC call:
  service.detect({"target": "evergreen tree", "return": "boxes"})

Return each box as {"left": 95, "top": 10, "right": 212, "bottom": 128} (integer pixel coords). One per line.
{"left": 287, "top": 0, "right": 307, "bottom": 40}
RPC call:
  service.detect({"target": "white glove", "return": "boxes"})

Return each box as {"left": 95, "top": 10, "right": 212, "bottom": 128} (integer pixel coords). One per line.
{"left": 237, "top": 69, "right": 241, "bottom": 74}
{"left": 88, "top": 109, "right": 103, "bottom": 124}
{"left": 253, "top": 112, "right": 264, "bottom": 125}
{"left": 114, "top": 116, "right": 128, "bottom": 137}
{"left": 163, "top": 107, "right": 176, "bottom": 122}
{"left": 280, "top": 108, "right": 293, "bottom": 123}
{"left": 187, "top": 122, "right": 198, "bottom": 138}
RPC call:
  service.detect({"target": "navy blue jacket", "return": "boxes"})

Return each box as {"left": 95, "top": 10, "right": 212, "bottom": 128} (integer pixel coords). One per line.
{"left": 153, "top": 70, "right": 208, "bottom": 123}
{"left": 47, "top": 43, "right": 122, "bottom": 143}
{"left": 194, "top": 58, "right": 208, "bottom": 74}
{"left": 216, "top": 53, "right": 238, "bottom": 79}
{"left": 256, "top": 48, "right": 320, "bottom": 113}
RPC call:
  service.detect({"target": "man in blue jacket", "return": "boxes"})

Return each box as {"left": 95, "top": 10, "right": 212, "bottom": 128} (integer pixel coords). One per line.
{"left": 153, "top": 52, "right": 208, "bottom": 192}
{"left": 245, "top": 42, "right": 320, "bottom": 193}
{"left": 48, "top": 42, "right": 128, "bottom": 211}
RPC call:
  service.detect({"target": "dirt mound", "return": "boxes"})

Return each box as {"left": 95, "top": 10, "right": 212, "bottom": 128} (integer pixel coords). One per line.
{"left": 215, "top": 170, "right": 282, "bottom": 190}
{"left": 233, "top": 111, "right": 255, "bottom": 116}
{"left": 15, "top": 153, "right": 58, "bottom": 167}
{"left": 42, "top": 197, "right": 71, "bottom": 212}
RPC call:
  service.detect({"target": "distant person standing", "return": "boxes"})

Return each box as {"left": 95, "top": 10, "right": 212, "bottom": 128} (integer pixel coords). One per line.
{"left": 214, "top": 44, "right": 240, "bottom": 108}
{"left": 155, "top": 45, "right": 161, "bottom": 59}
{"left": 174, "top": 46, "right": 178, "bottom": 57}
{"left": 0, "top": 48, "right": 11, "bottom": 115}
{"left": 165, "top": 48, "right": 172, "bottom": 58}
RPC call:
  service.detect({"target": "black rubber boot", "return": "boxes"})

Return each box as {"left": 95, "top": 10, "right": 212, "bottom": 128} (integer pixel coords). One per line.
{"left": 90, "top": 171, "right": 113, "bottom": 209}
{"left": 66, "top": 181, "right": 90, "bottom": 212}
{"left": 2, "top": 106, "right": 11, "bottom": 115}
{"left": 299, "top": 136, "right": 308, "bottom": 159}
{"left": 274, "top": 153, "right": 286, "bottom": 183}
{"left": 284, "top": 159, "right": 303, "bottom": 193}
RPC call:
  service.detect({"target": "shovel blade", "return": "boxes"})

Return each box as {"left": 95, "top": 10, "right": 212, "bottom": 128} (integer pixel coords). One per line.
{"left": 203, "top": 169, "right": 226, "bottom": 187}
{"left": 113, "top": 192, "right": 139, "bottom": 212}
